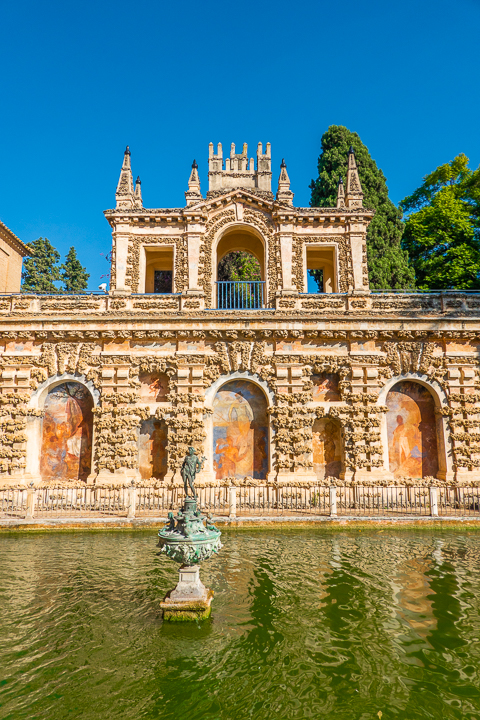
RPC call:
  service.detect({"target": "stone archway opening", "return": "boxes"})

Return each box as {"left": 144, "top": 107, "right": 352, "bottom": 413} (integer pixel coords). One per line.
{"left": 40, "top": 382, "right": 94, "bottom": 482}
{"left": 386, "top": 381, "right": 439, "bottom": 479}
{"left": 212, "top": 379, "right": 268, "bottom": 480}
{"left": 215, "top": 227, "right": 265, "bottom": 309}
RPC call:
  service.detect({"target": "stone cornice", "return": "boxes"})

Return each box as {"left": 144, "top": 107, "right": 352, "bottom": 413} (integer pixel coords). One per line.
{"left": 0, "top": 219, "right": 30, "bottom": 256}
{"left": 104, "top": 187, "right": 375, "bottom": 228}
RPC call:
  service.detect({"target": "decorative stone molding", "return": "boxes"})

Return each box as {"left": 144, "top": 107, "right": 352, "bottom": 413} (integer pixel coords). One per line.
{"left": 292, "top": 234, "right": 352, "bottom": 294}
{"left": 125, "top": 235, "right": 187, "bottom": 294}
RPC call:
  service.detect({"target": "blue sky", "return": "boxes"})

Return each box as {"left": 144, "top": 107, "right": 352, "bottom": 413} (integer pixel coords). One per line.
{"left": 1, "top": 0, "right": 479, "bottom": 290}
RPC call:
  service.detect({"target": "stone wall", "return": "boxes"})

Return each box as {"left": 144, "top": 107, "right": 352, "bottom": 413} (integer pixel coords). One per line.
{"left": 1, "top": 317, "right": 479, "bottom": 487}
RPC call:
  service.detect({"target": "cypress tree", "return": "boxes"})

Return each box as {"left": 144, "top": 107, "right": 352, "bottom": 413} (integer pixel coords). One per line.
{"left": 309, "top": 125, "right": 415, "bottom": 289}
{"left": 21, "top": 237, "right": 61, "bottom": 294}
{"left": 61, "top": 247, "right": 90, "bottom": 293}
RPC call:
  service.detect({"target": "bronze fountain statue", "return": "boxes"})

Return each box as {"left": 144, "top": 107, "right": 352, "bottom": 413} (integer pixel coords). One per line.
{"left": 158, "top": 447, "right": 222, "bottom": 621}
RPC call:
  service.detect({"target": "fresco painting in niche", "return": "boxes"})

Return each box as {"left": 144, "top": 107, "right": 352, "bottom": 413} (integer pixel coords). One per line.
{"left": 213, "top": 380, "right": 268, "bottom": 480}
{"left": 138, "top": 419, "right": 167, "bottom": 480}
{"left": 139, "top": 372, "right": 168, "bottom": 402}
{"left": 386, "top": 381, "right": 438, "bottom": 478}
{"left": 40, "top": 383, "right": 93, "bottom": 482}
{"left": 312, "top": 418, "right": 343, "bottom": 480}
{"left": 312, "top": 373, "right": 341, "bottom": 401}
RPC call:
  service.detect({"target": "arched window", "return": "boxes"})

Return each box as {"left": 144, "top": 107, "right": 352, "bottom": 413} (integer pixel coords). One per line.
{"left": 213, "top": 380, "right": 268, "bottom": 479}
{"left": 386, "top": 381, "right": 439, "bottom": 478}
{"left": 40, "top": 382, "right": 94, "bottom": 482}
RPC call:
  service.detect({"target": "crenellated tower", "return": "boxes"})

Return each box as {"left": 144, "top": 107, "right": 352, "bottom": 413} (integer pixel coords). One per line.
{"left": 207, "top": 142, "right": 272, "bottom": 198}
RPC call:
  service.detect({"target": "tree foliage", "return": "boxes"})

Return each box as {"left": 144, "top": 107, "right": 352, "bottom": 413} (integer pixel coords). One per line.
{"left": 60, "top": 246, "right": 90, "bottom": 293}
{"left": 309, "top": 125, "right": 414, "bottom": 290}
{"left": 217, "top": 251, "right": 261, "bottom": 281}
{"left": 21, "top": 237, "right": 61, "bottom": 294}
{"left": 22, "top": 239, "right": 90, "bottom": 293}
{"left": 401, "top": 154, "right": 480, "bottom": 290}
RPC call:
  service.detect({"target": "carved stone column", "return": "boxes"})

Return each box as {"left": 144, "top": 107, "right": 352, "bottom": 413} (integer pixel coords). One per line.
{"left": 111, "top": 223, "right": 131, "bottom": 295}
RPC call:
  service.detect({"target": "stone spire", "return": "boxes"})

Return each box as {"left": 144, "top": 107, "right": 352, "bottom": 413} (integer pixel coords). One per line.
{"left": 345, "top": 146, "right": 363, "bottom": 209}
{"left": 336, "top": 176, "right": 345, "bottom": 208}
{"left": 276, "top": 159, "right": 294, "bottom": 206}
{"left": 115, "top": 146, "right": 135, "bottom": 209}
{"left": 134, "top": 176, "right": 143, "bottom": 208}
{"left": 185, "top": 159, "right": 203, "bottom": 206}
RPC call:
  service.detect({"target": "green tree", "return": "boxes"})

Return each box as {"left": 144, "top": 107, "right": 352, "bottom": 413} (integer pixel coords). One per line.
{"left": 401, "top": 154, "right": 480, "bottom": 290}
{"left": 21, "top": 237, "right": 61, "bottom": 294}
{"left": 61, "top": 247, "right": 90, "bottom": 293}
{"left": 217, "top": 251, "right": 262, "bottom": 308}
{"left": 217, "top": 251, "right": 261, "bottom": 281}
{"left": 309, "top": 125, "right": 415, "bottom": 290}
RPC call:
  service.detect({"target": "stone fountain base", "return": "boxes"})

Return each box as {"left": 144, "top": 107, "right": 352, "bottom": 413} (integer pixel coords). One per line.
{"left": 160, "top": 565, "right": 214, "bottom": 621}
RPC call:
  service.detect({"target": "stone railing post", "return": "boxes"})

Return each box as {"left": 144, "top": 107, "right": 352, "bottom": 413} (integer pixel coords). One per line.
{"left": 25, "top": 482, "right": 36, "bottom": 519}
{"left": 229, "top": 486, "right": 237, "bottom": 518}
{"left": 127, "top": 481, "right": 137, "bottom": 519}
{"left": 329, "top": 485, "right": 337, "bottom": 517}
{"left": 429, "top": 486, "right": 438, "bottom": 517}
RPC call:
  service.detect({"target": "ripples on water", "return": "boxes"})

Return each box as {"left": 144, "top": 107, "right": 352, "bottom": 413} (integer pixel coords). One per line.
{"left": 0, "top": 530, "right": 480, "bottom": 720}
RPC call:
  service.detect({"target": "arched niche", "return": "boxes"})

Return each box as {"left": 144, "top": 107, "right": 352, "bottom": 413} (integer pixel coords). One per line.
{"left": 40, "top": 382, "right": 94, "bottom": 482}
{"left": 312, "top": 416, "right": 344, "bottom": 480}
{"left": 378, "top": 375, "right": 451, "bottom": 481}
{"left": 26, "top": 374, "right": 99, "bottom": 483}
{"left": 138, "top": 418, "right": 168, "bottom": 480}
{"left": 213, "top": 224, "right": 267, "bottom": 307}
{"left": 210, "top": 378, "right": 269, "bottom": 480}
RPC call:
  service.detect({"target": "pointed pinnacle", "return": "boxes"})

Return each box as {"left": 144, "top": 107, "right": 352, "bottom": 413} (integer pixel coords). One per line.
{"left": 349, "top": 145, "right": 354, "bottom": 154}
{"left": 338, "top": 176, "right": 343, "bottom": 184}
{"left": 125, "top": 145, "right": 131, "bottom": 156}
{"left": 192, "top": 159, "right": 198, "bottom": 169}
{"left": 281, "top": 158, "right": 286, "bottom": 168}
{"left": 136, "top": 176, "right": 141, "bottom": 184}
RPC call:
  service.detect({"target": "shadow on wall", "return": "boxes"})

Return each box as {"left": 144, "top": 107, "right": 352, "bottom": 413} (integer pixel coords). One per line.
{"left": 138, "top": 419, "right": 168, "bottom": 480}
{"left": 312, "top": 417, "right": 343, "bottom": 480}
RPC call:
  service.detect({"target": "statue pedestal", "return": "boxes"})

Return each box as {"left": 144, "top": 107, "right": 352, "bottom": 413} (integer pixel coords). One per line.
{"left": 160, "top": 565, "right": 214, "bottom": 621}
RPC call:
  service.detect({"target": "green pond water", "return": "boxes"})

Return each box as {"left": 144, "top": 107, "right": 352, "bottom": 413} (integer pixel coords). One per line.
{"left": 1, "top": 530, "right": 480, "bottom": 720}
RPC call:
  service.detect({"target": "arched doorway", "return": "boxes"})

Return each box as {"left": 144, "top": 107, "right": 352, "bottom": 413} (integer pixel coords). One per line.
{"left": 40, "top": 382, "right": 94, "bottom": 482}
{"left": 312, "top": 417, "right": 343, "bottom": 480}
{"left": 213, "top": 380, "right": 268, "bottom": 480}
{"left": 386, "top": 381, "right": 439, "bottom": 478}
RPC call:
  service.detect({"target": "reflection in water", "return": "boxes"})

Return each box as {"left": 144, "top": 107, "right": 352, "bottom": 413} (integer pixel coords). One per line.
{"left": 1, "top": 531, "right": 480, "bottom": 720}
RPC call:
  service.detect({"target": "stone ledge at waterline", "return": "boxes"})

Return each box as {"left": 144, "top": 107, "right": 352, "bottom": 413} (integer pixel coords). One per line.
{"left": 2, "top": 516, "right": 480, "bottom": 531}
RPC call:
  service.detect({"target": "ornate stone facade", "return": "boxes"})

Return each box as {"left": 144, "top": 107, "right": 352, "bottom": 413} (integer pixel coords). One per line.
{"left": 1, "top": 143, "right": 480, "bottom": 487}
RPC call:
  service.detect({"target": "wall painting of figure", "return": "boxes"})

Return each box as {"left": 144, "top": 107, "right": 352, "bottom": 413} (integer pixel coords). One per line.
{"left": 213, "top": 380, "right": 268, "bottom": 480}
{"left": 312, "top": 418, "right": 343, "bottom": 480}
{"left": 139, "top": 372, "right": 168, "bottom": 402}
{"left": 312, "top": 373, "right": 341, "bottom": 401}
{"left": 138, "top": 419, "right": 167, "bottom": 480}
{"left": 386, "top": 381, "right": 438, "bottom": 478}
{"left": 40, "top": 383, "right": 94, "bottom": 482}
